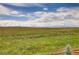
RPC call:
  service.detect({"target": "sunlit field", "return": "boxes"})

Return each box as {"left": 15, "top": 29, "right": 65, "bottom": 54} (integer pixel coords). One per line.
{"left": 0, "top": 27, "right": 79, "bottom": 55}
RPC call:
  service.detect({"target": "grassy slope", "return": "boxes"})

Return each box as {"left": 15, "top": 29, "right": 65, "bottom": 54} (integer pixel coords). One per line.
{"left": 0, "top": 27, "right": 79, "bottom": 54}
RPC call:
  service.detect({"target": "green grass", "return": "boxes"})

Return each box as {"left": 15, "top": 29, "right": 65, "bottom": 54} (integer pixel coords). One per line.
{"left": 0, "top": 27, "right": 79, "bottom": 55}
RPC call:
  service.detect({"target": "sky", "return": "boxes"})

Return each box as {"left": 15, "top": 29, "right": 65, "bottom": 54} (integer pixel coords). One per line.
{"left": 0, "top": 3, "right": 79, "bottom": 27}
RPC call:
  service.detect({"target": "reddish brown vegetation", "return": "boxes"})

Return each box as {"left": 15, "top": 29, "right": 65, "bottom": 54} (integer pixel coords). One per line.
{"left": 54, "top": 49, "right": 79, "bottom": 55}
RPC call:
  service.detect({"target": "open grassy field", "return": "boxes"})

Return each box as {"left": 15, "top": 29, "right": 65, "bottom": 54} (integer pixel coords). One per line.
{"left": 0, "top": 27, "right": 79, "bottom": 55}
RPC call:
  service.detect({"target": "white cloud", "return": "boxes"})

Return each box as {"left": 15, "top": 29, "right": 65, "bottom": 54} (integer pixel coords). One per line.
{"left": 0, "top": 20, "right": 64, "bottom": 27}
{"left": 26, "top": 7, "right": 79, "bottom": 21}
{"left": 7, "top": 3, "right": 45, "bottom": 7}
{"left": 56, "top": 7, "right": 79, "bottom": 19}
{"left": 21, "top": 7, "right": 79, "bottom": 27}
{"left": 0, "top": 19, "right": 79, "bottom": 28}
{"left": 0, "top": 4, "right": 26, "bottom": 17}
{"left": 0, "top": 5, "right": 11, "bottom": 15}
{"left": 0, "top": 7, "right": 79, "bottom": 27}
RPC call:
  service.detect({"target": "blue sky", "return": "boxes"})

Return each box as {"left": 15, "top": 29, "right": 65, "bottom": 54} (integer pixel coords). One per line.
{"left": 0, "top": 3, "right": 79, "bottom": 27}
{"left": 0, "top": 3, "right": 79, "bottom": 20}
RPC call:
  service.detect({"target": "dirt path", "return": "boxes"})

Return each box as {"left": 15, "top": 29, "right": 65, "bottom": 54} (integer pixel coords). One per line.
{"left": 51, "top": 49, "right": 79, "bottom": 55}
